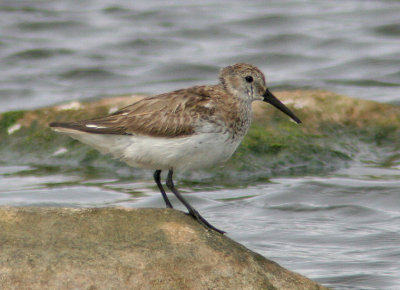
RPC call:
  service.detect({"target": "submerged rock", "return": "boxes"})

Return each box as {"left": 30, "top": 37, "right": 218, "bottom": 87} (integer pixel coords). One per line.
{"left": 0, "top": 90, "right": 398, "bottom": 181}
{"left": 0, "top": 207, "right": 327, "bottom": 289}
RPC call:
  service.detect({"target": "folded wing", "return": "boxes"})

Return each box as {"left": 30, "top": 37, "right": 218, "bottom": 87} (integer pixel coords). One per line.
{"left": 50, "top": 86, "right": 218, "bottom": 138}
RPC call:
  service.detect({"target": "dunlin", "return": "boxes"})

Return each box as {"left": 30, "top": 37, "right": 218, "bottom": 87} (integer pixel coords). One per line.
{"left": 50, "top": 63, "right": 301, "bottom": 234}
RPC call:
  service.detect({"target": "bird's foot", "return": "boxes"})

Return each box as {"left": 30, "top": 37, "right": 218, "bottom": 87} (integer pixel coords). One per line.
{"left": 187, "top": 209, "right": 225, "bottom": 234}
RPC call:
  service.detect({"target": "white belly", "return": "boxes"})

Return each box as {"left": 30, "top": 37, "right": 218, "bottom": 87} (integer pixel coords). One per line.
{"left": 56, "top": 129, "right": 242, "bottom": 171}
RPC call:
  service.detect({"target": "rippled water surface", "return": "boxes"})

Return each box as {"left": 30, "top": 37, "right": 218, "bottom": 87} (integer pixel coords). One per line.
{"left": 1, "top": 1, "right": 400, "bottom": 289}
{"left": 1, "top": 164, "right": 399, "bottom": 289}
{"left": 1, "top": 0, "right": 400, "bottom": 112}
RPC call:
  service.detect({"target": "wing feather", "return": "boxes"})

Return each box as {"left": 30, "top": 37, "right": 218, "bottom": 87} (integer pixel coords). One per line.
{"left": 50, "top": 86, "right": 222, "bottom": 138}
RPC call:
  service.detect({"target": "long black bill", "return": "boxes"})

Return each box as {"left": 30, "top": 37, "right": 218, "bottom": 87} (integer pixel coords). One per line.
{"left": 263, "top": 89, "right": 301, "bottom": 124}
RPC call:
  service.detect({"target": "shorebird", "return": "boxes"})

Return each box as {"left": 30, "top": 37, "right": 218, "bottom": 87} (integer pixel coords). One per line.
{"left": 50, "top": 63, "right": 301, "bottom": 234}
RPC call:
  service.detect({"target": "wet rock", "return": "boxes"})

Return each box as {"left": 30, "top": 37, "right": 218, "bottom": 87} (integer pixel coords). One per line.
{"left": 0, "top": 90, "right": 399, "bottom": 180}
{"left": 0, "top": 207, "right": 327, "bottom": 289}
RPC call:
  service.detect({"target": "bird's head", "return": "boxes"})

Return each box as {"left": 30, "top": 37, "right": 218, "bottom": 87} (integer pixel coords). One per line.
{"left": 219, "top": 63, "right": 301, "bottom": 124}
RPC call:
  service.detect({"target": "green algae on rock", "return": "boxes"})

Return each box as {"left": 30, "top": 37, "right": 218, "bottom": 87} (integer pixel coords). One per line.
{"left": 0, "top": 207, "right": 328, "bottom": 290}
{"left": 0, "top": 110, "right": 25, "bottom": 133}
{"left": 0, "top": 90, "right": 399, "bottom": 181}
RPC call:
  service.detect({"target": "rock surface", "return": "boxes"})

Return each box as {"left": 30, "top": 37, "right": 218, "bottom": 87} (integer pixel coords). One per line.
{"left": 0, "top": 207, "right": 327, "bottom": 289}
{"left": 0, "top": 90, "right": 398, "bottom": 181}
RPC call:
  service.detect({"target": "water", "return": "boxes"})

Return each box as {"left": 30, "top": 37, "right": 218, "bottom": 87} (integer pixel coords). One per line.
{"left": 1, "top": 165, "right": 399, "bottom": 289}
{"left": 1, "top": 1, "right": 400, "bottom": 289}
{"left": 1, "top": 0, "right": 400, "bottom": 113}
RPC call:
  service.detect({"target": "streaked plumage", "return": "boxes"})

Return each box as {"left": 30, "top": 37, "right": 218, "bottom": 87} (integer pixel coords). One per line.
{"left": 51, "top": 85, "right": 247, "bottom": 137}
{"left": 50, "top": 63, "right": 301, "bottom": 234}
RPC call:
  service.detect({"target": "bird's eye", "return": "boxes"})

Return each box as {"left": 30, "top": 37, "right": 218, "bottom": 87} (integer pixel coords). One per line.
{"left": 245, "top": 76, "right": 253, "bottom": 83}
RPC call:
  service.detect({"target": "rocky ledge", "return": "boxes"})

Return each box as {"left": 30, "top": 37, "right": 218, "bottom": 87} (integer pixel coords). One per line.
{"left": 0, "top": 90, "right": 399, "bottom": 182}
{"left": 0, "top": 207, "right": 327, "bottom": 289}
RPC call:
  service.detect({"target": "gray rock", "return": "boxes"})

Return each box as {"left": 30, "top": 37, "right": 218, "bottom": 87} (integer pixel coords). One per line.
{"left": 0, "top": 207, "right": 327, "bottom": 289}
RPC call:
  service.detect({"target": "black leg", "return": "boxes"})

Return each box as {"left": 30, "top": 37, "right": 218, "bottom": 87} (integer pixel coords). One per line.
{"left": 166, "top": 169, "right": 225, "bottom": 234}
{"left": 153, "top": 170, "right": 173, "bottom": 208}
